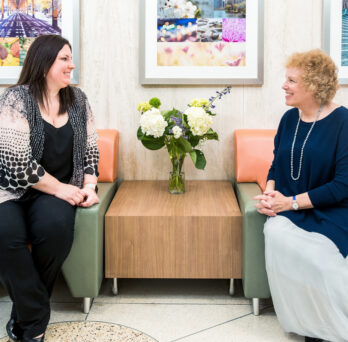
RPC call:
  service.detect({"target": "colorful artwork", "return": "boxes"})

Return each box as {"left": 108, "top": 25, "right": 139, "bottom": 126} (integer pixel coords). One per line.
{"left": 157, "top": 42, "right": 245, "bottom": 66}
{"left": 141, "top": 0, "right": 263, "bottom": 84}
{"left": 342, "top": 0, "right": 348, "bottom": 66}
{"left": 19, "top": 37, "right": 36, "bottom": 65}
{"left": 0, "top": 0, "right": 79, "bottom": 84}
{"left": 0, "top": 0, "right": 62, "bottom": 38}
{"left": 157, "top": 0, "right": 214, "bottom": 18}
{"left": 158, "top": 19, "right": 197, "bottom": 42}
{"left": 156, "top": 0, "right": 247, "bottom": 67}
{"left": 0, "top": 38, "right": 20, "bottom": 66}
{"left": 214, "top": 0, "right": 246, "bottom": 18}
{"left": 222, "top": 18, "right": 246, "bottom": 42}
{"left": 324, "top": 0, "right": 348, "bottom": 83}
{"left": 0, "top": 0, "right": 62, "bottom": 68}
{"left": 197, "top": 18, "right": 222, "bottom": 42}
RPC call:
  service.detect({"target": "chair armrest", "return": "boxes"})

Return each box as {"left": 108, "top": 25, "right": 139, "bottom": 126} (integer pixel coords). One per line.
{"left": 62, "top": 181, "right": 117, "bottom": 298}
{"left": 235, "top": 182, "right": 270, "bottom": 299}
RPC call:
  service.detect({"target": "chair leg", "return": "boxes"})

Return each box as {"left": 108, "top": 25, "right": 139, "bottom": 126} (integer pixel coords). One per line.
{"left": 229, "top": 278, "right": 234, "bottom": 296}
{"left": 83, "top": 297, "right": 92, "bottom": 314}
{"left": 112, "top": 278, "right": 118, "bottom": 295}
{"left": 252, "top": 298, "right": 260, "bottom": 316}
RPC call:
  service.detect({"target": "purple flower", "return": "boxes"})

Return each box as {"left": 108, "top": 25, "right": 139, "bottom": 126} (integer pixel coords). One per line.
{"left": 222, "top": 19, "right": 246, "bottom": 43}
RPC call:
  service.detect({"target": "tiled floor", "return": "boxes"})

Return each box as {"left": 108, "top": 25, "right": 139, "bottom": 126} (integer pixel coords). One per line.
{"left": 0, "top": 276, "right": 304, "bottom": 341}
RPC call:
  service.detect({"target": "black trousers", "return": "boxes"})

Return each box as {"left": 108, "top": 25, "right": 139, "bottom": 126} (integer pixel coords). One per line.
{"left": 0, "top": 192, "right": 75, "bottom": 339}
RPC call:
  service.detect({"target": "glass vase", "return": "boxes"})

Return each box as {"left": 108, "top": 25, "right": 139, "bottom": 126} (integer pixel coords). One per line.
{"left": 169, "top": 153, "right": 185, "bottom": 194}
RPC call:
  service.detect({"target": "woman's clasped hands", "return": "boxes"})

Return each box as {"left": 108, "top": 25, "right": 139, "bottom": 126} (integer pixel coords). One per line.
{"left": 55, "top": 183, "right": 99, "bottom": 207}
{"left": 254, "top": 190, "right": 292, "bottom": 216}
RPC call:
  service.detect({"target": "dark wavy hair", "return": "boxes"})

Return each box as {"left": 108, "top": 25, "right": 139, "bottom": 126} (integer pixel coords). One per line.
{"left": 16, "top": 34, "right": 75, "bottom": 114}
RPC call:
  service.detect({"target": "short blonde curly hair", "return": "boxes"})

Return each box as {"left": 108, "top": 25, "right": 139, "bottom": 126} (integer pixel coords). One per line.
{"left": 286, "top": 49, "right": 339, "bottom": 105}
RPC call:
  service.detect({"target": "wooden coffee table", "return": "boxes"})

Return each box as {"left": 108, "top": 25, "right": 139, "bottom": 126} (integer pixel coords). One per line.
{"left": 105, "top": 181, "right": 242, "bottom": 295}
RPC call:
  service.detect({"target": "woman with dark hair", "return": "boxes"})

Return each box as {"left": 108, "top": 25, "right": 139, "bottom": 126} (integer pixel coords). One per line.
{"left": 255, "top": 49, "right": 348, "bottom": 342}
{"left": 0, "top": 34, "right": 99, "bottom": 341}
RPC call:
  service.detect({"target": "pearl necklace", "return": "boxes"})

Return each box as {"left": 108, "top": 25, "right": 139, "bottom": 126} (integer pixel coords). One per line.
{"left": 290, "top": 105, "right": 323, "bottom": 181}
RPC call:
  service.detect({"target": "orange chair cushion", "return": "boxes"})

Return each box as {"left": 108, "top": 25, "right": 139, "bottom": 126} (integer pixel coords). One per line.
{"left": 234, "top": 129, "right": 276, "bottom": 191}
{"left": 97, "top": 129, "right": 119, "bottom": 182}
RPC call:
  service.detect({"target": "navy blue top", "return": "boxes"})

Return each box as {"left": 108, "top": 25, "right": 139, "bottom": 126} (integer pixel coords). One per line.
{"left": 267, "top": 106, "right": 348, "bottom": 257}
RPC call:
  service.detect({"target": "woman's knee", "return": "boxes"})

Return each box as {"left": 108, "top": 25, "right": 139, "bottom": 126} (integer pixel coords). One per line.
{"left": 30, "top": 214, "right": 75, "bottom": 245}
{"left": 0, "top": 201, "right": 27, "bottom": 250}
{"left": 28, "top": 195, "right": 76, "bottom": 244}
{"left": 264, "top": 216, "right": 280, "bottom": 239}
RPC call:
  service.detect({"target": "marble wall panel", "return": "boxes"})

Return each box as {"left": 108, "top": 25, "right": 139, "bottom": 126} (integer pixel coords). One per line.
{"left": 1, "top": 0, "right": 348, "bottom": 181}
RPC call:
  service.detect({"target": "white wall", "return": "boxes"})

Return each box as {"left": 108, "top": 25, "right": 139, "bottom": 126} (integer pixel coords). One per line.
{"left": 1, "top": 0, "right": 347, "bottom": 181}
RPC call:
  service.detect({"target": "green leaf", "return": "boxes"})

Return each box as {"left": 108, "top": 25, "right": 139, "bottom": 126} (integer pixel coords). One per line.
{"left": 163, "top": 108, "right": 179, "bottom": 121}
{"left": 182, "top": 114, "right": 190, "bottom": 129}
{"left": 138, "top": 127, "right": 165, "bottom": 150}
{"left": 141, "top": 136, "right": 165, "bottom": 150}
{"left": 190, "top": 150, "right": 197, "bottom": 165}
{"left": 137, "top": 126, "right": 145, "bottom": 140}
{"left": 188, "top": 134, "right": 200, "bottom": 147}
{"left": 205, "top": 109, "right": 216, "bottom": 116}
{"left": 177, "top": 136, "right": 192, "bottom": 153}
{"left": 164, "top": 122, "right": 175, "bottom": 135}
{"left": 203, "top": 129, "right": 219, "bottom": 141}
{"left": 189, "top": 149, "right": 206, "bottom": 170}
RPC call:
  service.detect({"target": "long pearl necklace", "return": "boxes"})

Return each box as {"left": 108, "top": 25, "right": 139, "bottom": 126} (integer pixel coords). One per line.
{"left": 290, "top": 105, "right": 323, "bottom": 181}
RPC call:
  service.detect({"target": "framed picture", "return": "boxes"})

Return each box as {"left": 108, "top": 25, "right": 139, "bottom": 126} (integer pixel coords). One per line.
{"left": 140, "top": 0, "right": 264, "bottom": 85}
{"left": 0, "top": 0, "right": 79, "bottom": 85}
{"left": 323, "top": 0, "right": 348, "bottom": 84}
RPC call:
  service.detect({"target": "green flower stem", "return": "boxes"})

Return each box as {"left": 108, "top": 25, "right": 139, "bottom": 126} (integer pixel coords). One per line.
{"left": 166, "top": 137, "right": 186, "bottom": 194}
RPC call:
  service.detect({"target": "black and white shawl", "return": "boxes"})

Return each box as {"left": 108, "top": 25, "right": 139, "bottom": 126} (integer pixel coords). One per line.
{"left": 0, "top": 85, "right": 99, "bottom": 204}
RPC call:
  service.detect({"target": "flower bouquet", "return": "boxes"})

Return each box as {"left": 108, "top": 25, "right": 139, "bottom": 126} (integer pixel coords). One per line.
{"left": 137, "top": 87, "right": 231, "bottom": 194}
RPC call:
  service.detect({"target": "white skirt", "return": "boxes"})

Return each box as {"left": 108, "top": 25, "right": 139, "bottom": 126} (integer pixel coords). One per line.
{"left": 264, "top": 215, "right": 348, "bottom": 342}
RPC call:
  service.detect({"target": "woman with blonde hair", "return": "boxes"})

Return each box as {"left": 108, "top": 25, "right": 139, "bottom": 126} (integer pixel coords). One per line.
{"left": 255, "top": 49, "right": 348, "bottom": 342}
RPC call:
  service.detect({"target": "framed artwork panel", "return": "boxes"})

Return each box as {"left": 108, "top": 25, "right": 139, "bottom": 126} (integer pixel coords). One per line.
{"left": 140, "top": 0, "right": 264, "bottom": 85}
{"left": 0, "top": 0, "right": 79, "bottom": 85}
{"left": 323, "top": 0, "right": 348, "bottom": 84}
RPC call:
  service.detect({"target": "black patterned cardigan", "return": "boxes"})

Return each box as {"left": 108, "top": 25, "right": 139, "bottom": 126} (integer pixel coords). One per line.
{"left": 0, "top": 85, "right": 99, "bottom": 204}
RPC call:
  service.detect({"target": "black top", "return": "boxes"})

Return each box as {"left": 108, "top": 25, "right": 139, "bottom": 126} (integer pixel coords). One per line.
{"left": 17, "top": 119, "right": 74, "bottom": 202}
{"left": 40, "top": 119, "right": 74, "bottom": 183}
{"left": 267, "top": 106, "right": 348, "bottom": 257}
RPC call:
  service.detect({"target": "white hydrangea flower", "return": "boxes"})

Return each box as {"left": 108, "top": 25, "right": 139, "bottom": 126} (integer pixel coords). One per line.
{"left": 184, "top": 107, "right": 213, "bottom": 136}
{"left": 140, "top": 108, "right": 168, "bottom": 138}
{"left": 172, "top": 125, "right": 183, "bottom": 139}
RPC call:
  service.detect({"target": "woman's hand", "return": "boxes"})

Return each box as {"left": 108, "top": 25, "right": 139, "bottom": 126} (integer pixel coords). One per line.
{"left": 265, "top": 191, "right": 292, "bottom": 213}
{"left": 79, "top": 187, "right": 99, "bottom": 208}
{"left": 55, "top": 183, "right": 85, "bottom": 206}
{"left": 255, "top": 190, "right": 292, "bottom": 216}
{"left": 254, "top": 194, "right": 277, "bottom": 216}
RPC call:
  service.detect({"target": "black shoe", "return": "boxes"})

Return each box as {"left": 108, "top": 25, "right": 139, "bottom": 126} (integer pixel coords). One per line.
{"left": 22, "top": 335, "right": 45, "bottom": 342}
{"left": 6, "top": 319, "right": 23, "bottom": 341}
{"left": 305, "top": 337, "right": 323, "bottom": 342}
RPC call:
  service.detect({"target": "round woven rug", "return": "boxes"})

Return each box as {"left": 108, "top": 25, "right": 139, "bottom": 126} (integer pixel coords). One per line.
{"left": 0, "top": 321, "right": 158, "bottom": 342}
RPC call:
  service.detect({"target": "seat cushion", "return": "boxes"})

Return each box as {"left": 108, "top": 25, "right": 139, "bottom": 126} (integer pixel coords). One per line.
{"left": 97, "top": 129, "right": 119, "bottom": 183}
{"left": 234, "top": 129, "right": 276, "bottom": 191}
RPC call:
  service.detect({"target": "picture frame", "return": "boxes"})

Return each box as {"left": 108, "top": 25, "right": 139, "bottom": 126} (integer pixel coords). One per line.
{"left": 323, "top": 0, "right": 348, "bottom": 84}
{"left": 0, "top": 0, "right": 80, "bottom": 85}
{"left": 140, "top": 0, "right": 264, "bottom": 85}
